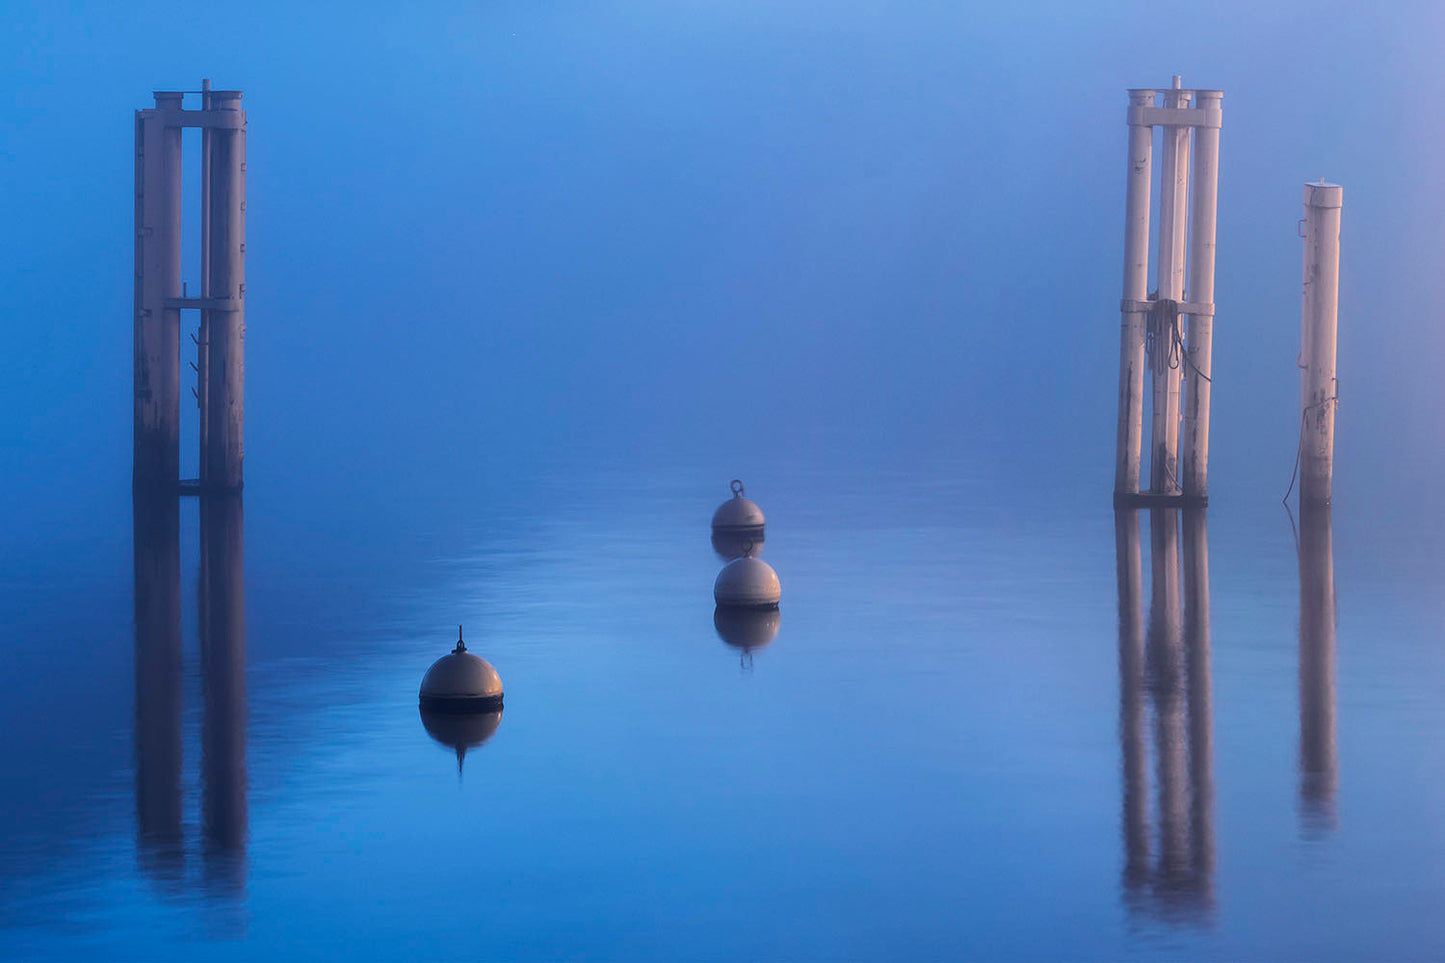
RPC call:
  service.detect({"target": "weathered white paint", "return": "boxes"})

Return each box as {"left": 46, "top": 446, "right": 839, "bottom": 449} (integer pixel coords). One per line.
{"left": 134, "top": 93, "right": 184, "bottom": 489}
{"left": 1300, "top": 182, "right": 1343, "bottom": 505}
{"left": 1115, "top": 89, "right": 1156, "bottom": 495}
{"left": 1150, "top": 78, "right": 1192, "bottom": 495}
{"left": 199, "top": 80, "right": 212, "bottom": 483}
{"left": 204, "top": 90, "right": 246, "bottom": 491}
{"left": 1181, "top": 90, "right": 1222, "bottom": 499}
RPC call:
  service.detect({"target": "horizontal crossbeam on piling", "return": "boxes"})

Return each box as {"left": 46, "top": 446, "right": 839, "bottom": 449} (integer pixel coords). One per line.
{"left": 175, "top": 478, "right": 242, "bottom": 496}
{"left": 1113, "top": 491, "right": 1209, "bottom": 509}
{"left": 1120, "top": 298, "right": 1215, "bottom": 317}
{"left": 137, "top": 108, "right": 246, "bottom": 130}
{"left": 1126, "top": 105, "right": 1222, "bottom": 129}
{"left": 164, "top": 296, "right": 241, "bottom": 312}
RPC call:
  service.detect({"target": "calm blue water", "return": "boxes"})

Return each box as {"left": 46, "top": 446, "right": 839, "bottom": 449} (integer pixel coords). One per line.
{"left": 6, "top": 1, "right": 1445, "bottom": 957}
{"left": 4, "top": 447, "right": 1445, "bottom": 961}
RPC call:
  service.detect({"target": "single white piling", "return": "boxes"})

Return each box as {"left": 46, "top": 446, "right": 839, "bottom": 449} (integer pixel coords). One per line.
{"left": 198, "top": 79, "right": 212, "bottom": 483}
{"left": 204, "top": 90, "right": 246, "bottom": 491}
{"left": 1150, "top": 78, "right": 1192, "bottom": 495}
{"left": 1115, "top": 89, "right": 1156, "bottom": 495}
{"left": 1181, "top": 91, "right": 1222, "bottom": 499}
{"left": 1300, "top": 182, "right": 1342, "bottom": 505}
{"left": 134, "top": 92, "right": 184, "bottom": 489}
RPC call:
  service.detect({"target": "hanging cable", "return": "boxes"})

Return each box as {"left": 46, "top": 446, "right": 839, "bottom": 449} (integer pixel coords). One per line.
{"left": 1282, "top": 394, "right": 1339, "bottom": 505}
{"left": 1146, "top": 299, "right": 1181, "bottom": 376}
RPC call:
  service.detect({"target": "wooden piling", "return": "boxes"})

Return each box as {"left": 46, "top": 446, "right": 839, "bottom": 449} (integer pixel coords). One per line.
{"left": 204, "top": 91, "right": 246, "bottom": 491}
{"left": 1180, "top": 92, "right": 1222, "bottom": 500}
{"left": 198, "top": 80, "right": 212, "bottom": 484}
{"left": 1300, "top": 182, "right": 1342, "bottom": 506}
{"left": 134, "top": 93, "right": 184, "bottom": 490}
{"left": 1149, "top": 79, "right": 1191, "bottom": 495}
{"left": 1115, "top": 90, "right": 1156, "bottom": 496}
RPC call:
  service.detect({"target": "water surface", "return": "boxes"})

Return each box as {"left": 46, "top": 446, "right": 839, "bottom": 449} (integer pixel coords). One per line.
{"left": 4, "top": 449, "right": 1445, "bottom": 960}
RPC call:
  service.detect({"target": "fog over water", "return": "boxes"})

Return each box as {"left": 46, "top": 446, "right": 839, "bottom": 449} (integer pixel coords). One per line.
{"left": 4, "top": 2, "right": 1445, "bottom": 959}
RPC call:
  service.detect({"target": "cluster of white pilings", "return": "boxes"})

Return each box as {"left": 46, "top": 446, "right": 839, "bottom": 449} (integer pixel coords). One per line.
{"left": 134, "top": 81, "right": 246, "bottom": 493}
{"left": 1114, "top": 77, "right": 1221, "bottom": 506}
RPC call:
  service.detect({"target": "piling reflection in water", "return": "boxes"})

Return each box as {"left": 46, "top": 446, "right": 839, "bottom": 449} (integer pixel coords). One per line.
{"left": 133, "top": 491, "right": 183, "bottom": 882}
{"left": 132, "top": 492, "right": 247, "bottom": 902}
{"left": 1114, "top": 507, "right": 1214, "bottom": 920}
{"left": 1297, "top": 504, "right": 1337, "bottom": 832}
{"left": 1181, "top": 509, "right": 1215, "bottom": 889}
{"left": 200, "top": 494, "right": 247, "bottom": 893}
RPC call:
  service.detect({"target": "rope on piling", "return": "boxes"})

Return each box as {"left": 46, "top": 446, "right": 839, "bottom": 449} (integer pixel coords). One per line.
{"left": 1146, "top": 298, "right": 1212, "bottom": 384}
{"left": 1145, "top": 298, "right": 1180, "bottom": 375}
{"left": 1282, "top": 392, "right": 1339, "bottom": 505}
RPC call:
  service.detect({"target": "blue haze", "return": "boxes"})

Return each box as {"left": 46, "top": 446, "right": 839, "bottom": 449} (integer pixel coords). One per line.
{"left": 3, "top": 2, "right": 1445, "bottom": 960}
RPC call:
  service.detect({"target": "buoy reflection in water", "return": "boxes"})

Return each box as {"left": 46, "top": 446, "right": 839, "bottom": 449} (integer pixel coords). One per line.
{"left": 419, "top": 707, "right": 504, "bottom": 775}
{"left": 714, "top": 606, "right": 781, "bottom": 669}
{"left": 711, "top": 529, "right": 764, "bottom": 561}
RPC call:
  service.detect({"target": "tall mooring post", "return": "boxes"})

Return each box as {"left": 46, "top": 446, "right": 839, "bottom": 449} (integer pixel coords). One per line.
{"left": 134, "top": 81, "right": 246, "bottom": 493}
{"left": 1114, "top": 77, "right": 1222, "bottom": 507}
{"left": 1299, "top": 182, "right": 1342, "bottom": 507}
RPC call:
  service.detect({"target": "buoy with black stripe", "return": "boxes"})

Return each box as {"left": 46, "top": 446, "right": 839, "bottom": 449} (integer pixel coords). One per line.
{"left": 712, "top": 479, "right": 764, "bottom": 537}
{"left": 713, "top": 556, "right": 781, "bottom": 609}
{"left": 419, "top": 626, "right": 504, "bottom": 713}
{"left": 712, "top": 479, "right": 766, "bottom": 559}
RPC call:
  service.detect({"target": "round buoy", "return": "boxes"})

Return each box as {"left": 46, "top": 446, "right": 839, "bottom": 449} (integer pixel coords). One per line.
{"left": 711, "top": 479, "right": 765, "bottom": 537}
{"left": 419, "top": 626, "right": 504, "bottom": 713}
{"left": 714, "top": 606, "right": 781, "bottom": 653}
{"left": 713, "top": 556, "right": 781, "bottom": 609}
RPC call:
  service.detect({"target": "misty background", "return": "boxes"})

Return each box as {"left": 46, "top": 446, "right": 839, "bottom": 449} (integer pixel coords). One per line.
{"left": 6, "top": 5, "right": 1445, "bottom": 958}
{"left": 4, "top": 0, "right": 1444, "bottom": 553}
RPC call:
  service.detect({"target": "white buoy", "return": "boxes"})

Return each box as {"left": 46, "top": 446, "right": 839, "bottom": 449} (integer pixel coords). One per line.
{"left": 711, "top": 479, "right": 765, "bottom": 536}
{"left": 419, "top": 626, "right": 503, "bottom": 712}
{"left": 713, "top": 556, "right": 781, "bottom": 609}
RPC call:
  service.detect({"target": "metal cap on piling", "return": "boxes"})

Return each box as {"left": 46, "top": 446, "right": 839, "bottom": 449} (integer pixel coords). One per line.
{"left": 1304, "top": 182, "right": 1344, "bottom": 209}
